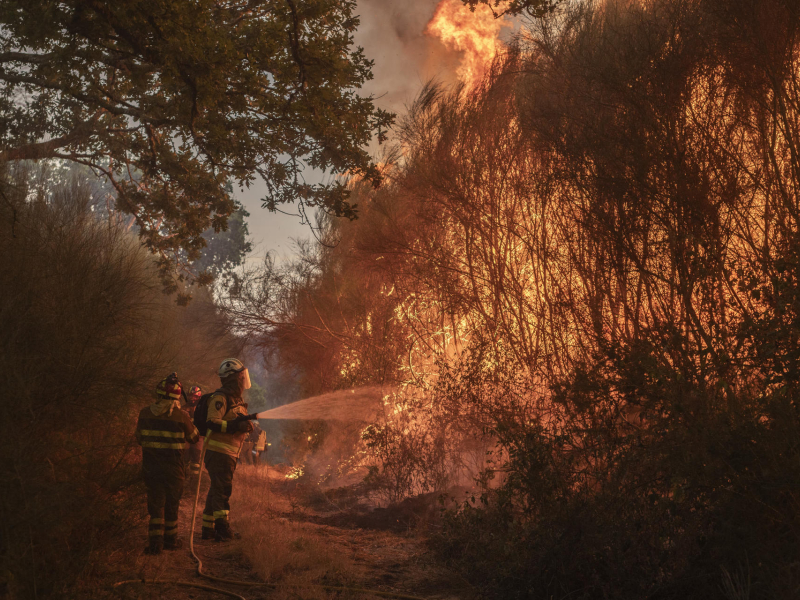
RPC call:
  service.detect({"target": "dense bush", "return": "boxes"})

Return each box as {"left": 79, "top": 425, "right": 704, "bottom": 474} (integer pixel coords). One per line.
{"left": 0, "top": 164, "right": 239, "bottom": 598}
{"left": 427, "top": 0, "right": 800, "bottom": 595}
{"left": 229, "top": 0, "right": 800, "bottom": 596}
{"left": 433, "top": 329, "right": 800, "bottom": 599}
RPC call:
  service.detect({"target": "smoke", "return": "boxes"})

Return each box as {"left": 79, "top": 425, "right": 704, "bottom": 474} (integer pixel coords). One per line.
{"left": 354, "top": 0, "right": 463, "bottom": 117}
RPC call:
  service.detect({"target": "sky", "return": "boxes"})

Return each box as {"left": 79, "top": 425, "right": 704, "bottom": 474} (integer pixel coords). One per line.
{"left": 235, "top": 0, "right": 454, "bottom": 267}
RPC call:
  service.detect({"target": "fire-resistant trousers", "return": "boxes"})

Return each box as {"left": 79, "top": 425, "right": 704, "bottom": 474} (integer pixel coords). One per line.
{"left": 203, "top": 451, "right": 237, "bottom": 532}
{"left": 143, "top": 467, "right": 184, "bottom": 543}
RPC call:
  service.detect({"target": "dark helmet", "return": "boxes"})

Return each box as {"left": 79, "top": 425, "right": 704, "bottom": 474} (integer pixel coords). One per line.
{"left": 156, "top": 372, "right": 182, "bottom": 400}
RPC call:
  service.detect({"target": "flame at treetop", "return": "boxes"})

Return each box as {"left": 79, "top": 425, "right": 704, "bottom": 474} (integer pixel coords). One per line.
{"left": 425, "top": 0, "right": 511, "bottom": 88}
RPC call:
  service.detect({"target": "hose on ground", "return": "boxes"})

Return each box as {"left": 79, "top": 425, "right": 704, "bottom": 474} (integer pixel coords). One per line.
{"left": 115, "top": 441, "right": 427, "bottom": 600}
{"left": 113, "top": 578, "right": 247, "bottom": 599}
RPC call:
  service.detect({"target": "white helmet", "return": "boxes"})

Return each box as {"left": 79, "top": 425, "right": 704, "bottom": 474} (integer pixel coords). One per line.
{"left": 218, "top": 358, "right": 251, "bottom": 390}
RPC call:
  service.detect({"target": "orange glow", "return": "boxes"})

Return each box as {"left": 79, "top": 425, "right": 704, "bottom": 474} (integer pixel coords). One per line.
{"left": 425, "top": 0, "right": 510, "bottom": 88}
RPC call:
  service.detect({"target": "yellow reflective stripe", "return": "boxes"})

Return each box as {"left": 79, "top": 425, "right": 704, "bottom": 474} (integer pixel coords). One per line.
{"left": 206, "top": 439, "right": 238, "bottom": 453}
{"left": 202, "top": 514, "right": 214, "bottom": 522}
{"left": 141, "top": 441, "right": 185, "bottom": 449}
{"left": 213, "top": 510, "right": 229, "bottom": 519}
{"left": 140, "top": 430, "right": 185, "bottom": 438}
{"left": 220, "top": 420, "right": 228, "bottom": 433}
{"left": 149, "top": 518, "right": 164, "bottom": 525}
{"left": 164, "top": 521, "right": 178, "bottom": 527}
{"left": 149, "top": 530, "right": 164, "bottom": 536}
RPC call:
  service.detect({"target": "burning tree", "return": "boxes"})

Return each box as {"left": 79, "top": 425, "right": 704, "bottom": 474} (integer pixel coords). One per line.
{"left": 237, "top": 0, "right": 800, "bottom": 597}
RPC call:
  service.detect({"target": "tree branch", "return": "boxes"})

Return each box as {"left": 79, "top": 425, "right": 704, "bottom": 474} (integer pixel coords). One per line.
{"left": 0, "top": 112, "right": 102, "bottom": 162}
{"left": 0, "top": 51, "right": 55, "bottom": 64}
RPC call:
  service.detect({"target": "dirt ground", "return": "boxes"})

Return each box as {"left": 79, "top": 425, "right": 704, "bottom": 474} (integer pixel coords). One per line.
{"left": 93, "top": 464, "right": 473, "bottom": 600}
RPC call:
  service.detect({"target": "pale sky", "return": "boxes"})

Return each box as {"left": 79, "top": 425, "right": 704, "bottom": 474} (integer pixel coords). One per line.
{"left": 235, "top": 0, "right": 449, "bottom": 267}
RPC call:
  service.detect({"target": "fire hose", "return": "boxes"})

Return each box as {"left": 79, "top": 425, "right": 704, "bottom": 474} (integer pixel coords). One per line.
{"left": 115, "top": 423, "right": 428, "bottom": 600}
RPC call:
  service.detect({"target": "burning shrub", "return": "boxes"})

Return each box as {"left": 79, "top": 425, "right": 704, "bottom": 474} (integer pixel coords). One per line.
{"left": 429, "top": 0, "right": 800, "bottom": 596}
{"left": 362, "top": 344, "right": 520, "bottom": 503}
{"left": 435, "top": 325, "right": 800, "bottom": 598}
{"left": 232, "top": 0, "right": 800, "bottom": 596}
{"left": 361, "top": 392, "right": 453, "bottom": 503}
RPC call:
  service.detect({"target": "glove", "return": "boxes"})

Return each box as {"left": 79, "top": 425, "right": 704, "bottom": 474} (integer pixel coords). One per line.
{"left": 229, "top": 414, "right": 256, "bottom": 433}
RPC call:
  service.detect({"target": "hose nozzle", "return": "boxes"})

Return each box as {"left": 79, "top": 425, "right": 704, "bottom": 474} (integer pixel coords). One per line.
{"left": 230, "top": 413, "right": 260, "bottom": 426}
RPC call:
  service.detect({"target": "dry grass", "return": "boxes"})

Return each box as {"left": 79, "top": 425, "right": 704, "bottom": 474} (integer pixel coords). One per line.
{"left": 230, "top": 465, "right": 377, "bottom": 600}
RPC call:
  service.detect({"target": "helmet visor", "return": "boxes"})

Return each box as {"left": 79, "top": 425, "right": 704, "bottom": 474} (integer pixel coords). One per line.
{"left": 241, "top": 368, "right": 252, "bottom": 390}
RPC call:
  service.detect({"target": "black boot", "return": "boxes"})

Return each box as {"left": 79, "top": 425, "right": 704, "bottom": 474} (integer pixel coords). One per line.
{"left": 163, "top": 536, "right": 183, "bottom": 550}
{"left": 214, "top": 519, "right": 241, "bottom": 542}
{"left": 144, "top": 536, "right": 163, "bottom": 555}
{"left": 201, "top": 527, "right": 216, "bottom": 540}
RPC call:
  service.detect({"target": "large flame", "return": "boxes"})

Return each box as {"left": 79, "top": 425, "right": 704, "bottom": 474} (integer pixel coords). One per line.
{"left": 425, "top": 0, "right": 510, "bottom": 88}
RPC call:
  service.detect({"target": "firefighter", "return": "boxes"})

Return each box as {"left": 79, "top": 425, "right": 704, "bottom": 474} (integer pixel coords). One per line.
{"left": 183, "top": 385, "right": 203, "bottom": 479}
{"left": 135, "top": 373, "right": 199, "bottom": 555}
{"left": 202, "top": 358, "right": 254, "bottom": 541}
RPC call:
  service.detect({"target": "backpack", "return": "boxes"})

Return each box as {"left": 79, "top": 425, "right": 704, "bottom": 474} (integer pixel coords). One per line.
{"left": 192, "top": 389, "right": 229, "bottom": 436}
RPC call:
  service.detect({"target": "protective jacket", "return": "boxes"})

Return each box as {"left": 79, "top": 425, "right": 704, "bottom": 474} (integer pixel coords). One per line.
{"left": 204, "top": 383, "right": 249, "bottom": 458}
{"left": 135, "top": 397, "right": 199, "bottom": 544}
{"left": 136, "top": 398, "right": 199, "bottom": 471}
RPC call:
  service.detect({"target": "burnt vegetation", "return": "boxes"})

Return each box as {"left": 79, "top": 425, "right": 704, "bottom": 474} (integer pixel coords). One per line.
{"left": 229, "top": 0, "right": 800, "bottom": 598}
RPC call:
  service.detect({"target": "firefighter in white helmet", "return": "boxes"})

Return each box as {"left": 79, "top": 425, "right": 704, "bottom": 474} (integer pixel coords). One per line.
{"left": 201, "top": 358, "right": 255, "bottom": 541}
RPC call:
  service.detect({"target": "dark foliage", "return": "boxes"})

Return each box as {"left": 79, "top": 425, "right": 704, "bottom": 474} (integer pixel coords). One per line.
{"left": 0, "top": 164, "right": 240, "bottom": 598}
{"left": 0, "top": 0, "right": 393, "bottom": 287}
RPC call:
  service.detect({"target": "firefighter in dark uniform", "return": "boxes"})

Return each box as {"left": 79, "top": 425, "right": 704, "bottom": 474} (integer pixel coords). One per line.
{"left": 202, "top": 358, "right": 254, "bottom": 541}
{"left": 135, "top": 373, "right": 199, "bottom": 555}
{"left": 183, "top": 385, "right": 203, "bottom": 479}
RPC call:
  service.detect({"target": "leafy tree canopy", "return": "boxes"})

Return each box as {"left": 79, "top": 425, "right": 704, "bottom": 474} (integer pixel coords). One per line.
{"left": 192, "top": 201, "right": 252, "bottom": 282}
{"left": 0, "top": 0, "right": 393, "bottom": 284}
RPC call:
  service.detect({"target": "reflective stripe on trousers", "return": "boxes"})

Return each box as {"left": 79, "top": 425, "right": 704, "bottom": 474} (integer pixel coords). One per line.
{"left": 164, "top": 520, "right": 178, "bottom": 538}
{"left": 148, "top": 517, "right": 164, "bottom": 537}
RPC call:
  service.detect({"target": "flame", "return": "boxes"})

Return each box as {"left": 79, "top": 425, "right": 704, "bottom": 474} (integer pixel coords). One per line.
{"left": 285, "top": 466, "right": 304, "bottom": 480}
{"left": 425, "top": 0, "right": 510, "bottom": 88}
